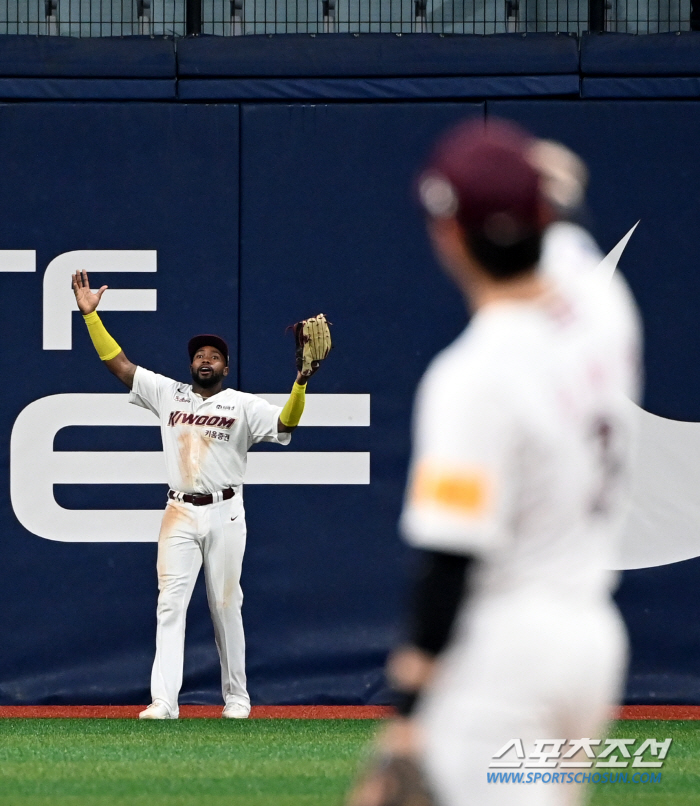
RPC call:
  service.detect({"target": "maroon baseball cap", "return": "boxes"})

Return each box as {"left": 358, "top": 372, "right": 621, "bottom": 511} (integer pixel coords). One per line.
{"left": 418, "top": 118, "right": 543, "bottom": 247}
{"left": 188, "top": 334, "right": 229, "bottom": 365}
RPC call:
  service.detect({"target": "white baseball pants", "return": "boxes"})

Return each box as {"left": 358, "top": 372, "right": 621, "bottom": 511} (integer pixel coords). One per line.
{"left": 419, "top": 596, "right": 627, "bottom": 806}
{"left": 150, "top": 493, "right": 249, "bottom": 716}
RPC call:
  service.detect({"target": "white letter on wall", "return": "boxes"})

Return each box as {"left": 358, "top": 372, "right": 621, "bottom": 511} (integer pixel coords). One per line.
{"left": 11, "top": 394, "right": 370, "bottom": 543}
{"left": 0, "top": 250, "right": 36, "bottom": 272}
{"left": 43, "top": 250, "right": 157, "bottom": 350}
{"left": 11, "top": 394, "right": 165, "bottom": 542}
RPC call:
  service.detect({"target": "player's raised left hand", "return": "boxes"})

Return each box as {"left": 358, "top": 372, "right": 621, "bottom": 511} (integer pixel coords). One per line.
{"left": 72, "top": 269, "right": 108, "bottom": 315}
{"left": 293, "top": 314, "right": 331, "bottom": 380}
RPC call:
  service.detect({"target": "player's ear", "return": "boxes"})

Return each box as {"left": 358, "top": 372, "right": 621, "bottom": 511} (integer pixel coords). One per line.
{"left": 223, "top": 365, "right": 229, "bottom": 377}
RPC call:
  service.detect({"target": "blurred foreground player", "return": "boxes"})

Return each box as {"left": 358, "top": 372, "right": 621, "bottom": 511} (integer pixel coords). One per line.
{"left": 349, "top": 121, "right": 642, "bottom": 806}
{"left": 72, "top": 271, "right": 329, "bottom": 720}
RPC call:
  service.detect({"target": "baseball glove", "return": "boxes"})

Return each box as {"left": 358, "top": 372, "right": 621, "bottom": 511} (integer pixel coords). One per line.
{"left": 293, "top": 313, "right": 332, "bottom": 375}
{"left": 346, "top": 755, "right": 435, "bottom": 806}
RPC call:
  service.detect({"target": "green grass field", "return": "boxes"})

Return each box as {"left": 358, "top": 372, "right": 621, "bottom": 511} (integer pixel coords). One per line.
{"left": 0, "top": 718, "right": 696, "bottom": 806}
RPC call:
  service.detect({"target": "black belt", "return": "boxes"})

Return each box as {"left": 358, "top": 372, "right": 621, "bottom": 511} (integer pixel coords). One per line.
{"left": 168, "top": 488, "right": 235, "bottom": 507}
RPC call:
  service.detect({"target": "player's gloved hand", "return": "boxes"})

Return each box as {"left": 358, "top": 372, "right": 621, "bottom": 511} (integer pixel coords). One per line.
{"left": 345, "top": 718, "right": 435, "bottom": 806}
{"left": 346, "top": 753, "right": 435, "bottom": 806}
{"left": 292, "top": 313, "right": 332, "bottom": 377}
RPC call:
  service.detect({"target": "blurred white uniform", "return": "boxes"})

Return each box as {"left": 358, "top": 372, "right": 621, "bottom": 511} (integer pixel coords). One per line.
{"left": 540, "top": 221, "right": 604, "bottom": 279}
{"left": 400, "top": 264, "right": 641, "bottom": 806}
{"left": 130, "top": 367, "right": 290, "bottom": 717}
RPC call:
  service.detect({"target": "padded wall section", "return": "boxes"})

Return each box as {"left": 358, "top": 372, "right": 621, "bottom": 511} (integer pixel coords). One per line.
{"left": 580, "top": 33, "right": 700, "bottom": 98}
{"left": 178, "top": 33, "right": 579, "bottom": 76}
{"left": 0, "top": 36, "right": 177, "bottom": 99}
{"left": 493, "top": 100, "right": 700, "bottom": 703}
{"left": 0, "top": 103, "right": 239, "bottom": 704}
{"left": 178, "top": 74, "right": 579, "bottom": 100}
{"left": 581, "top": 32, "right": 700, "bottom": 75}
{"left": 0, "top": 35, "right": 176, "bottom": 77}
{"left": 238, "top": 102, "right": 483, "bottom": 704}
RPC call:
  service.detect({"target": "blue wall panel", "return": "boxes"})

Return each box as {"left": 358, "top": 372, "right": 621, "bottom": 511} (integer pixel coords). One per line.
{"left": 239, "top": 102, "right": 483, "bottom": 704}
{"left": 0, "top": 103, "right": 239, "bottom": 704}
{"left": 2, "top": 94, "right": 700, "bottom": 706}
{"left": 490, "top": 100, "right": 700, "bottom": 423}
{"left": 492, "top": 100, "right": 700, "bottom": 704}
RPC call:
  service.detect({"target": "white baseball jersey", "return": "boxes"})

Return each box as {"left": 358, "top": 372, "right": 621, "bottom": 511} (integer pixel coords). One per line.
{"left": 129, "top": 366, "right": 290, "bottom": 494}
{"left": 540, "top": 220, "right": 604, "bottom": 279}
{"left": 401, "top": 268, "right": 641, "bottom": 606}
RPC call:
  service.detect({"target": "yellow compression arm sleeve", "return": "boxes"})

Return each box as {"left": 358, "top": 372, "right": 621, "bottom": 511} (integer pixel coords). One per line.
{"left": 83, "top": 311, "right": 122, "bottom": 361}
{"left": 279, "top": 381, "right": 307, "bottom": 428}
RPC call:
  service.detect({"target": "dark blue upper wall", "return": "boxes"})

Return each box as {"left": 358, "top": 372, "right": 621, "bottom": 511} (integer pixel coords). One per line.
{"left": 0, "top": 35, "right": 177, "bottom": 99}
{"left": 7, "top": 31, "right": 700, "bottom": 82}
{"left": 2, "top": 32, "right": 700, "bottom": 99}
{"left": 176, "top": 32, "right": 580, "bottom": 99}
{"left": 0, "top": 35, "right": 175, "bottom": 77}
{"left": 177, "top": 32, "right": 579, "bottom": 76}
{"left": 581, "top": 31, "right": 700, "bottom": 75}
{"left": 580, "top": 32, "right": 700, "bottom": 97}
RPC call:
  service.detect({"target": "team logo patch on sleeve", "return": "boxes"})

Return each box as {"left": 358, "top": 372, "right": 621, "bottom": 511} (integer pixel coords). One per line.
{"left": 411, "top": 461, "right": 492, "bottom": 516}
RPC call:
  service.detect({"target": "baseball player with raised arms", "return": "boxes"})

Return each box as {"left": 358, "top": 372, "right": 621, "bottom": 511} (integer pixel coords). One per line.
{"left": 72, "top": 270, "right": 329, "bottom": 720}
{"left": 349, "top": 120, "right": 641, "bottom": 806}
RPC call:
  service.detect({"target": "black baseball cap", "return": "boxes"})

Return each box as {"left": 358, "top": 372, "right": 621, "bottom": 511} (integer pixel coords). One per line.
{"left": 188, "top": 334, "right": 229, "bottom": 366}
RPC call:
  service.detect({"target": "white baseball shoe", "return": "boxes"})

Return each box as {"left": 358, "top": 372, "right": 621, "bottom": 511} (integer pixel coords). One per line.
{"left": 222, "top": 703, "right": 251, "bottom": 719}
{"left": 138, "top": 701, "right": 178, "bottom": 720}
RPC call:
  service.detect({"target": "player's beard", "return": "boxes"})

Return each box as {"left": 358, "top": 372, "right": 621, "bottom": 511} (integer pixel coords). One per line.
{"left": 191, "top": 366, "right": 224, "bottom": 389}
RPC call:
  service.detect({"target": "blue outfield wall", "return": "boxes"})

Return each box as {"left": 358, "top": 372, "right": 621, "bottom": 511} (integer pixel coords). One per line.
{"left": 1, "top": 35, "right": 700, "bottom": 705}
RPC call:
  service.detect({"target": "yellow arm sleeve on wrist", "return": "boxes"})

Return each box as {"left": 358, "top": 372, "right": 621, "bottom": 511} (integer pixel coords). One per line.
{"left": 83, "top": 311, "right": 122, "bottom": 362}
{"left": 279, "top": 381, "right": 306, "bottom": 428}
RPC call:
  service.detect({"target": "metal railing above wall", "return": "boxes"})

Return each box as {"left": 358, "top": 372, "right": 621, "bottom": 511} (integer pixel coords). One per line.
{"left": 2, "top": 0, "right": 696, "bottom": 35}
